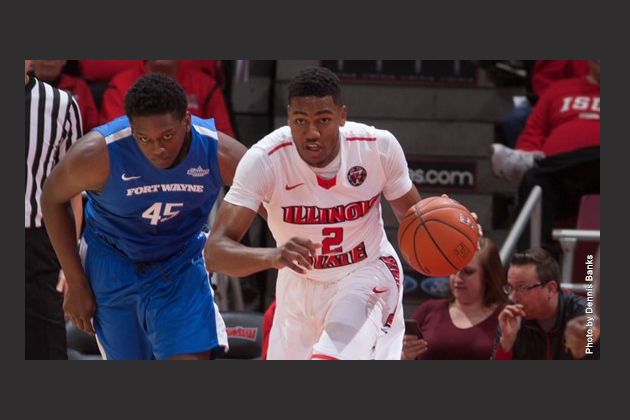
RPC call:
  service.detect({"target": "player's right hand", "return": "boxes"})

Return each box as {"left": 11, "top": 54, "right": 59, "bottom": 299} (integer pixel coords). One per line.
{"left": 498, "top": 304, "right": 525, "bottom": 352}
{"left": 401, "top": 334, "right": 428, "bottom": 360}
{"left": 270, "top": 237, "right": 321, "bottom": 274}
{"left": 63, "top": 280, "right": 97, "bottom": 335}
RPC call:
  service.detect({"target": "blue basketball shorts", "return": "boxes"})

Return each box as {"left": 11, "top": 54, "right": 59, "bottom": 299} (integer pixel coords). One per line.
{"left": 79, "top": 231, "right": 227, "bottom": 360}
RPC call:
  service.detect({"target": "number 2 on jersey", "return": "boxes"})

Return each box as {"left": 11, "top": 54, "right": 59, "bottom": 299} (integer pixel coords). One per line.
{"left": 142, "top": 202, "right": 184, "bottom": 225}
{"left": 322, "top": 227, "right": 343, "bottom": 254}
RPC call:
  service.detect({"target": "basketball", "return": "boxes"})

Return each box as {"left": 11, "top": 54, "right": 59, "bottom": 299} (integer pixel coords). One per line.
{"left": 398, "top": 196, "right": 479, "bottom": 277}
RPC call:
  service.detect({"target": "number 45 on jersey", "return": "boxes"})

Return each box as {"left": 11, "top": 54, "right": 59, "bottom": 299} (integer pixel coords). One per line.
{"left": 142, "top": 202, "right": 184, "bottom": 225}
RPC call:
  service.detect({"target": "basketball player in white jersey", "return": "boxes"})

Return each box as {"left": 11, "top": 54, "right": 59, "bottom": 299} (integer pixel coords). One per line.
{"left": 206, "top": 67, "right": 424, "bottom": 359}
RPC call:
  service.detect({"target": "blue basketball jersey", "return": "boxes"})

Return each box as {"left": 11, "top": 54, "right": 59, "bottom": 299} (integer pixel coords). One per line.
{"left": 85, "top": 116, "right": 223, "bottom": 261}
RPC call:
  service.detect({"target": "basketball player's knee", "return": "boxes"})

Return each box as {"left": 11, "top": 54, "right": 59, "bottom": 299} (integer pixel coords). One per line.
{"left": 330, "top": 291, "right": 378, "bottom": 321}
{"left": 323, "top": 322, "right": 361, "bottom": 346}
{"left": 325, "top": 292, "right": 380, "bottom": 345}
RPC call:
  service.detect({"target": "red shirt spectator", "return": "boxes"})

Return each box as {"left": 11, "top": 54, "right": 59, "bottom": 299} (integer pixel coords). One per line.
{"left": 531, "top": 60, "right": 590, "bottom": 96}
{"left": 516, "top": 75, "right": 600, "bottom": 157}
{"left": 99, "top": 61, "right": 234, "bottom": 137}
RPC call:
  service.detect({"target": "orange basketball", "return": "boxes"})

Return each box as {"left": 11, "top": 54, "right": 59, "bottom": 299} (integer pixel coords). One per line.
{"left": 398, "top": 196, "right": 479, "bottom": 277}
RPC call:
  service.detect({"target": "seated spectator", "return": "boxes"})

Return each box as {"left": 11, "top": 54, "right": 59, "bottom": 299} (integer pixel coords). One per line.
{"left": 402, "top": 238, "right": 508, "bottom": 360}
{"left": 261, "top": 300, "right": 276, "bottom": 360}
{"left": 492, "top": 247, "right": 600, "bottom": 360}
{"left": 516, "top": 60, "right": 599, "bottom": 156}
{"left": 531, "top": 60, "right": 591, "bottom": 97}
{"left": 99, "top": 60, "right": 234, "bottom": 136}
{"left": 494, "top": 60, "right": 600, "bottom": 250}
{"left": 32, "top": 60, "right": 99, "bottom": 132}
{"left": 564, "top": 247, "right": 600, "bottom": 359}
{"left": 500, "top": 60, "right": 590, "bottom": 148}
{"left": 492, "top": 60, "right": 593, "bottom": 181}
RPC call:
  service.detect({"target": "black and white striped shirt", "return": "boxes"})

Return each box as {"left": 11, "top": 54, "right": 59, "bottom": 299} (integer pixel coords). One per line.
{"left": 25, "top": 76, "right": 82, "bottom": 228}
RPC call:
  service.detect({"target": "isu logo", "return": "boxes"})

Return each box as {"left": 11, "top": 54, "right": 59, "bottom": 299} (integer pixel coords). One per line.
{"left": 225, "top": 326, "right": 258, "bottom": 341}
{"left": 347, "top": 166, "right": 367, "bottom": 187}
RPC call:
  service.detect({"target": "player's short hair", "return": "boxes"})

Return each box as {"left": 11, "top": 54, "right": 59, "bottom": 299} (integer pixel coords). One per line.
{"left": 124, "top": 73, "right": 188, "bottom": 120}
{"left": 288, "top": 67, "right": 342, "bottom": 105}
{"left": 510, "top": 247, "right": 560, "bottom": 286}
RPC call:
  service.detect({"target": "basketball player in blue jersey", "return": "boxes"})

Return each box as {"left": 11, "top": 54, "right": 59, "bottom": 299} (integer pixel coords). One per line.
{"left": 41, "top": 73, "right": 247, "bottom": 360}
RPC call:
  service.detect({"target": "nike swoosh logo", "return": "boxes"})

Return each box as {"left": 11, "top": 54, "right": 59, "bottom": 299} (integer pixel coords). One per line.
{"left": 121, "top": 174, "right": 142, "bottom": 181}
{"left": 373, "top": 287, "right": 388, "bottom": 294}
{"left": 285, "top": 183, "right": 305, "bottom": 191}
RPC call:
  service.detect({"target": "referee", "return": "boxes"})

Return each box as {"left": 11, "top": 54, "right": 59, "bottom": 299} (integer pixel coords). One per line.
{"left": 25, "top": 60, "right": 83, "bottom": 359}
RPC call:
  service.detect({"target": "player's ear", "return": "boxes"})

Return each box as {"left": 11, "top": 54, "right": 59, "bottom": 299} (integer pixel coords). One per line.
{"left": 340, "top": 105, "right": 347, "bottom": 126}
{"left": 184, "top": 112, "right": 192, "bottom": 132}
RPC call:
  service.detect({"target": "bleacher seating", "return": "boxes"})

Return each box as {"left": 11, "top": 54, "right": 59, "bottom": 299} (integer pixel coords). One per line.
{"left": 219, "top": 311, "right": 264, "bottom": 360}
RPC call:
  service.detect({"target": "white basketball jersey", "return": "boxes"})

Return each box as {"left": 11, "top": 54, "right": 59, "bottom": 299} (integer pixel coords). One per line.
{"left": 225, "top": 121, "right": 412, "bottom": 282}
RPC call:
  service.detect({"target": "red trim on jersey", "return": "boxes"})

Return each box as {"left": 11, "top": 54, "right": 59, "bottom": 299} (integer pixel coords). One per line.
{"left": 346, "top": 137, "right": 377, "bottom": 142}
{"left": 316, "top": 175, "right": 337, "bottom": 189}
{"left": 379, "top": 256, "right": 401, "bottom": 328}
{"left": 311, "top": 354, "right": 339, "bottom": 360}
{"left": 268, "top": 142, "right": 293, "bottom": 155}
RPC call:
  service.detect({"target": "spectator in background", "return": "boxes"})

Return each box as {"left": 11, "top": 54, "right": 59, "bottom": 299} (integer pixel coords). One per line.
{"left": 516, "top": 60, "right": 599, "bottom": 156}
{"left": 500, "top": 60, "right": 590, "bottom": 148}
{"left": 32, "top": 60, "right": 99, "bottom": 132}
{"left": 492, "top": 247, "right": 599, "bottom": 360}
{"left": 517, "top": 59, "right": 600, "bottom": 250}
{"left": 26, "top": 60, "right": 83, "bottom": 359}
{"left": 402, "top": 238, "right": 507, "bottom": 360}
{"left": 492, "top": 60, "right": 592, "bottom": 182}
{"left": 492, "top": 60, "right": 599, "bottom": 251}
{"left": 100, "top": 60, "right": 234, "bottom": 136}
{"left": 530, "top": 60, "right": 590, "bottom": 97}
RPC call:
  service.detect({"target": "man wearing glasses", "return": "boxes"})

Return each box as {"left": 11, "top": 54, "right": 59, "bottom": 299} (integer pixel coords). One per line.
{"left": 491, "top": 247, "right": 599, "bottom": 360}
